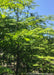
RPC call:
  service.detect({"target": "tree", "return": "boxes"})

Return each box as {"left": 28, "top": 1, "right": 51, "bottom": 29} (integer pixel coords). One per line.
{"left": 0, "top": 0, "right": 54, "bottom": 75}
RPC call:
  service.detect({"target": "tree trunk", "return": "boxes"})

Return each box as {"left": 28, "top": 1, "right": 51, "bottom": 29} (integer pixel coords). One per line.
{"left": 15, "top": 55, "right": 20, "bottom": 75}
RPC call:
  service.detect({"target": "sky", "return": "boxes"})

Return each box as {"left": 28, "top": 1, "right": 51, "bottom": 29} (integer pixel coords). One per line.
{"left": 34, "top": 0, "right": 54, "bottom": 15}
{"left": 33, "top": 0, "right": 54, "bottom": 29}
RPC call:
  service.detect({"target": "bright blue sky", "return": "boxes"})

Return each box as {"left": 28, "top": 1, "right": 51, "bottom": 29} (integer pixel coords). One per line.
{"left": 34, "top": 0, "right": 54, "bottom": 15}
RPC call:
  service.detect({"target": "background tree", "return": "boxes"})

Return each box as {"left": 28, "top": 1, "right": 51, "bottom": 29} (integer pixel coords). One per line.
{"left": 0, "top": 0, "right": 54, "bottom": 75}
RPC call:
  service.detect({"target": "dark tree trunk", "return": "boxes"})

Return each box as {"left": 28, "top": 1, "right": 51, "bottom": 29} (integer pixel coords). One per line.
{"left": 15, "top": 55, "right": 20, "bottom": 75}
